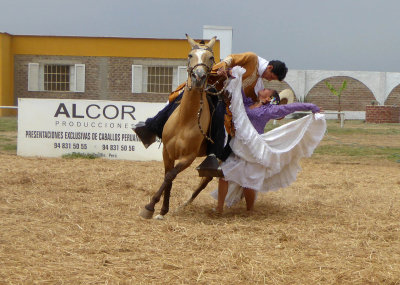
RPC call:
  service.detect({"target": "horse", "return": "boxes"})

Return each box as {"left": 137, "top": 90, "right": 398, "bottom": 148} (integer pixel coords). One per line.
{"left": 139, "top": 34, "right": 219, "bottom": 220}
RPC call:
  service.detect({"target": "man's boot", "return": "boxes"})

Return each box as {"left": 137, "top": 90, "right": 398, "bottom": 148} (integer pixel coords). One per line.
{"left": 196, "top": 154, "right": 224, "bottom": 177}
{"left": 132, "top": 122, "right": 157, "bottom": 148}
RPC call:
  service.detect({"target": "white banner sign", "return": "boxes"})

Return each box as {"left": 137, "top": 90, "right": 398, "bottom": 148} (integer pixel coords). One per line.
{"left": 17, "top": 98, "right": 167, "bottom": 161}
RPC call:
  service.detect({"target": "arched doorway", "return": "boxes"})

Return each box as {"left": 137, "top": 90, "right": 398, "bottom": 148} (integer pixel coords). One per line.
{"left": 306, "top": 76, "right": 375, "bottom": 111}
{"left": 263, "top": 80, "right": 297, "bottom": 102}
{"left": 385, "top": 84, "right": 400, "bottom": 106}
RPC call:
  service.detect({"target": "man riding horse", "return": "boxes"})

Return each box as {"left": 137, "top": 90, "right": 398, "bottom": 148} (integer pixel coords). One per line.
{"left": 137, "top": 35, "right": 287, "bottom": 219}
{"left": 134, "top": 38, "right": 288, "bottom": 177}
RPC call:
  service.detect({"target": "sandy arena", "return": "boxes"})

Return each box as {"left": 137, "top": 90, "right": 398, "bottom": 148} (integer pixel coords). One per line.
{"left": 0, "top": 150, "right": 399, "bottom": 284}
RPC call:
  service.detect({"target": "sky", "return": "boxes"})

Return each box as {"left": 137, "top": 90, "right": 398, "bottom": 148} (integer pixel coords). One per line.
{"left": 1, "top": 0, "right": 399, "bottom": 72}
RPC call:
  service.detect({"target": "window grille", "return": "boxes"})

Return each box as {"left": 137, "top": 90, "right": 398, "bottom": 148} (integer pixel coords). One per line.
{"left": 147, "top": 66, "right": 173, "bottom": 93}
{"left": 44, "top": 65, "right": 70, "bottom": 91}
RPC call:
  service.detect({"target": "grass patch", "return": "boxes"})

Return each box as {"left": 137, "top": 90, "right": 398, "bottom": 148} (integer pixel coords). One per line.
{"left": 265, "top": 118, "right": 400, "bottom": 163}
{"left": 62, "top": 152, "right": 99, "bottom": 159}
{"left": 266, "top": 118, "right": 400, "bottom": 136}
{"left": 1, "top": 116, "right": 399, "bottom": 162}
{"left": 326, "top": 126, "right": 400, "bottom": 135}
{"left": 0, "top": 120, "right": 17, "bottom": 152}
{"left": 1, "top": 144, "right": 17, "bottom": 151}
{"left": 0, "top": 135, "right": 13, "bottom": 142}
{"left": 0, "top": 117, "right": 17, "bottom": 132}
{"left": 315, "top": 144, "right": 400, "bottom": 162}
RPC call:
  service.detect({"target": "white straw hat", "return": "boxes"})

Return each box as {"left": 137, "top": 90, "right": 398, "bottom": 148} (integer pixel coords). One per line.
{"left": 278, "top": 89, "right": 295, "bottom": 105}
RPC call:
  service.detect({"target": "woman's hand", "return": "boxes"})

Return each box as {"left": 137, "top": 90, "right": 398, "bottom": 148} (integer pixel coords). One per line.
{"left": 312, "top": 106, "right": 324, "bottom": 113}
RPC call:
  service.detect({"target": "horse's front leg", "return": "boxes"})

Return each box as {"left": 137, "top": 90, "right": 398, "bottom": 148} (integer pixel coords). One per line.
{"left": 140, "top": 178, "right": 171, "bottom": 219}
{"left": 158, "top": 165, "right": 181, "bottom": 217}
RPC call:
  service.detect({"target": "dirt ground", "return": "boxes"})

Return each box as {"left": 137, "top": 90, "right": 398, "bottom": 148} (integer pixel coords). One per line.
{"left": 0, "top": 150, "right": 399, "bottom": 284}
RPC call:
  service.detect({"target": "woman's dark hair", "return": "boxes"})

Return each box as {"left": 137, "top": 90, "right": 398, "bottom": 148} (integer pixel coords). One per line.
{"left": 271, "top": 90, "right": 280, "bottom": 105}
{"left": 269, "top": 60, "right": 288, "bottom": 81}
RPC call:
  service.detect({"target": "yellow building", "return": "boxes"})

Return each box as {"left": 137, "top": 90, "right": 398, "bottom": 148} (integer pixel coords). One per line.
{"left": 0, "top": 33, "right": 220, "bottom": 116}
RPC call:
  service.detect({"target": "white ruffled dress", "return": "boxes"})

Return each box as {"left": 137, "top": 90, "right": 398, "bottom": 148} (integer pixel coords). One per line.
{"left": 210, "top": 67, "right": 327, "bottom": 207}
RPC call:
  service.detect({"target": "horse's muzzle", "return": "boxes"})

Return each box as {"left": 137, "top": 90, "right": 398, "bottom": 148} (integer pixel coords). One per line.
{"left": 191, "top": 69, "right": 207, "bottom": 88}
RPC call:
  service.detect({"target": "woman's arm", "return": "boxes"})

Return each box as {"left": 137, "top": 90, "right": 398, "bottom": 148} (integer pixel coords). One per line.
{"left": 266, "top": 103, "right": 321, "bottom": 120}
{"left": 241, "top": 89, "right": 254, "bottom": 107}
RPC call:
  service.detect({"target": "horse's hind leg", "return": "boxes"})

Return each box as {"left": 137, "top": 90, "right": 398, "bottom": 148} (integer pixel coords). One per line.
{"left": 156, "top": 161, "right": 189, "bottom": 219}
{"left": 156, "top": 155, "right": 198, "bottom": 219}
{"left": 184, "top": 176, "right": 213, "bottom": 206}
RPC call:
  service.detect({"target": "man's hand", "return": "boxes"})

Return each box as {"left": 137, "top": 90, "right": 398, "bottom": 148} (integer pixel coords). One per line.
{"left": 217, "top": 68, "right": 231, "bottom": 78}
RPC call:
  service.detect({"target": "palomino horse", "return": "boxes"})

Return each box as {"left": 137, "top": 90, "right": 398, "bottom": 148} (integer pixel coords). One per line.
{"left": 139, "top": 35, "right": 217, "bottom": 219}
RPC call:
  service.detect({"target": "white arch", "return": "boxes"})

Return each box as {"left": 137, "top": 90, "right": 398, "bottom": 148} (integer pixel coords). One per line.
{"left": 386, "top": 72, "right": 400, "bottom": 102}
{"left": 284, "top": 70, "right": 306, "bottom": 101}
{"left": 284, "top": 69, "right": 400, "bottom": 105}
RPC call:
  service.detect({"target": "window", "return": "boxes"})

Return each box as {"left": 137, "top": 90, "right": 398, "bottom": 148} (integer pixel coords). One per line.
{"left": 28, "top": 63, "right": 85, "bottom": 92}
{"left": 44, "top": 65, "right": 70, "bottom": 91}
{"left": 147, "top": 66, "right": 173, "bottom": 93}
{"left": 132, "top": 65, "right": 187, "bottom": 94}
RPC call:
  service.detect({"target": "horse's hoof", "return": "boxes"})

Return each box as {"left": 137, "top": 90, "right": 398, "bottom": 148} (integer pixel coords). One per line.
{"left": 139, "top": 208, "right": 154, "bottom": 219}
{"left": 154, "top": 214, "right": 164, "bottom": 220}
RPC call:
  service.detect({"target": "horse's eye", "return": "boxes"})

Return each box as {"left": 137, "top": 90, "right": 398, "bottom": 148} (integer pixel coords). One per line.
{"left": 188, "top": 54, "right": 193, "bottom": 59}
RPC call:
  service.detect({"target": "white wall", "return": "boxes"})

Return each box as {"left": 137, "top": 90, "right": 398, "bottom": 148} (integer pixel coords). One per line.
{"left": 203, "top": 25, "right": 232, "bottom": 60}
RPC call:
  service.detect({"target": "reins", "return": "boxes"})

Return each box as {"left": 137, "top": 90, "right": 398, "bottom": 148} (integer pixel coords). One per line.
{"left": 204, "top": 74, "right": 230, "bottom": 96}
{"left": 197, "top": 95, "right": 214, "bottom": 144}
{"left": 185, "top": 50, "right": 230, "bottom": 144}
{"left": 187, "top": 64, "right": 215, "bottom": 144}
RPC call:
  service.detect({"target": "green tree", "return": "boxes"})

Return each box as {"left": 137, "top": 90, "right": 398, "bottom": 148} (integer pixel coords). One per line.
{"left": 325, "top": 80, "right": 347, "bottom": 113}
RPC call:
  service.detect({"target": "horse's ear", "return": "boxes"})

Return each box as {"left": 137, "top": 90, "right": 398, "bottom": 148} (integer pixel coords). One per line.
{"left": 206, "top": 36, "right": 217, "bottom": 49}
{"left": 186, "top": 34, "right": 197, "bottom": 49}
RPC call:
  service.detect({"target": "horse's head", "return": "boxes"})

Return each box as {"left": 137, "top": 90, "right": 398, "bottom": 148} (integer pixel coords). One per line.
{"left": 186, "top": 34, "right": 216, "bottom": 89}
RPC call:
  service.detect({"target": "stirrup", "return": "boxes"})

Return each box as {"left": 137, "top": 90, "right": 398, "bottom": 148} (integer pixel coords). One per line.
{"left": 196, "top": 154, "right": 224, "bottom": 177}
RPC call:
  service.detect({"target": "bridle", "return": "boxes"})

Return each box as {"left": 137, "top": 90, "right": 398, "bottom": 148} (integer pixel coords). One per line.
{"left": 186, "top": 62, "right": 213, "bottom": 91}
{"left": 185, "top": 47, "right": 217, "bottom": 144}
{"left": 186, "top": 50, "right": 229, "bottom": 96}
{"left": 186, "top": 44, "right": 214, "bottom": 89}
